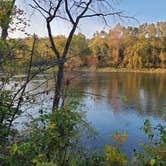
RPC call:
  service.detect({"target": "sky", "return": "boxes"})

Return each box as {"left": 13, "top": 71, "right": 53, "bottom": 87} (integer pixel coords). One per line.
{"left": 13, "top": 0, "right": 166, "bottom": 38}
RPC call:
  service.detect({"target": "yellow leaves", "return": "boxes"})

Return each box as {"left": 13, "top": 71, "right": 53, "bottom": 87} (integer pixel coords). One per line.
{"left": 104, "top": 145, "right": 117, "bottom": 161}
{"left": 48, "top": 123, "right": 56, "bottom": 129}
{"left": 121, "top": 132, "right": 128, "bottom": 144}
{"left": 104, "top": 144, "right": 127, "bottom": 165}
{"left": 64, "top": 62, "right": 68, "bottom": 68}
{"left": 159, "top": 51, "right": 166, "bottom": 62}
{"left": 104, "top": 132, "right": 128, "bottom": 165}
{"left": 111, "top": 131, "right": 128, "bottom": 144}
{"left": 149, "top": 159, "right": 155, "bottom": 166}
{"left": 104, "top": 144, "right": 112, "bottom": 152}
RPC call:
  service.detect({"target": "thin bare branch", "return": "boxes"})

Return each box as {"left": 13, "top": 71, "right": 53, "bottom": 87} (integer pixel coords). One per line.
{"left": 65, "top": 0, "right": 75, "bottom": 24}
{"left": 32, "top": 0, "right": 49, "bottom": 15}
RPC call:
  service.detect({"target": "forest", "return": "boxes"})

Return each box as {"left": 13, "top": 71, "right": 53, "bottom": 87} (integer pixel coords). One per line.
{"left": 1, "top": 22, "right": 166, "bottom": 70}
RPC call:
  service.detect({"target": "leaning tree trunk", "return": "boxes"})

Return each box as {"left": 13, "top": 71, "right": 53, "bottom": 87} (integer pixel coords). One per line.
{"left": 52, "top": 61, "right": 64, "bottom": 111}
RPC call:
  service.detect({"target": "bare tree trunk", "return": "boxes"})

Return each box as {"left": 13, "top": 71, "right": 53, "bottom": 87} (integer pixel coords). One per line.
{"left": 1, "top": 29, "right": 8, "bottom": 40}
{"left": 30, "top": 0, "right": 127, "bottom": 111}
{"left": 52, "top": 61, "right": 64, "bottom": 111}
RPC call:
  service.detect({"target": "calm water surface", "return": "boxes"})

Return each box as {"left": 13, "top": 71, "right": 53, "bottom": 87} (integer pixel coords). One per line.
{"left": 15, "top": 72, "right": 166, "bottom": 158}
{"left": 78, "top": 72, "right": 166, "bottom": 157}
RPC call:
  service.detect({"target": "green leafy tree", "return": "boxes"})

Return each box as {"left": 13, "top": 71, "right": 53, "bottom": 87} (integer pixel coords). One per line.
{"left": 0, "top": 0, "right": 16, "bottom": 40}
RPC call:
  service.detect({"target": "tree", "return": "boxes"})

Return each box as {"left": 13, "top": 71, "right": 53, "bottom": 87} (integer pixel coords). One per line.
{"left": 107, "top": 24, "right": 124, "bottom": 66}
{"left": 89, "top": 31, "right": 109, "bottom": 67}
{"left": 0, "top": 0, "right": 16, "bottom": 40}
{"left": 30, "top": 0, "right": 127, "bottom": 110}
{"left": 70, "top": 33, "right": 90, "bottom": 63}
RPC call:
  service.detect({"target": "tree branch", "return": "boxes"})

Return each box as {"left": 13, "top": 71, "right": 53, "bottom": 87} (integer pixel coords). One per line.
{"left": 46, "top": 20, "right": 60, "bottom": 59}
{"left": 65, "top": 0, "right": 75, "bottom": 25}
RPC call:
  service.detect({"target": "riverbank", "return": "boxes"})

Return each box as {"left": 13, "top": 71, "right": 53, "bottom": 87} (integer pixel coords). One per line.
{"left": 78, "top": 67, "right": 166, "bottom": 73}
{"left": 2, "top": 66, "right": 165, "bottom": 76}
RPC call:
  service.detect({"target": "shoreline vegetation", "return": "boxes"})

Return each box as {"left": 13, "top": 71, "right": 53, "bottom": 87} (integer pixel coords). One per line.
{"left": 78, "top": 67, "right": 166, "bottom": 73}
{"left": 1, "top": 67, "right": 165, "bottom": 78}
{"left": 45, "top": 67, "right": 166, "bottom": 74}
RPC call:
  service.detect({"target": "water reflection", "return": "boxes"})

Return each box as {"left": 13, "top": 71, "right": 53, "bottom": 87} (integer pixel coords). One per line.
{"left": 75, "top": 72, "right": 166, "bottom": 158}
{"left": 77, "top": 72, "right": 166, "bottom": 117}
{"left": 5, "top": 72, "right": 166, "bottom": 158}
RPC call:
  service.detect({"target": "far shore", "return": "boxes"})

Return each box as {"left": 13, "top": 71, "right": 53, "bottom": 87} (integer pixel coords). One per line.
{"left": 2, "top": 66, "right": 165, "bottom": 76}
{"left": 77, "top": 67, "right": 166, "bottom": 74}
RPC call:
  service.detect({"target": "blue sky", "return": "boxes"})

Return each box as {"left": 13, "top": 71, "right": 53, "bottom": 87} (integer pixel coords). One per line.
{"left": 13, "top": 0, "right": 166, "bottom": 38}
{"left": 118, "top": 0, "right": 166, "bottom": 23}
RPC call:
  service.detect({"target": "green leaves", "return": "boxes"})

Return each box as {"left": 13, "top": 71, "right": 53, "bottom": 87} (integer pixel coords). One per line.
{"left": 2, "top": 100, "right": 88, "bottom": 165}
{"left": 134, "top": 119, "right": 166, "bottom": 166}
{"left": 9, "top": 143, "right": 18, "bottom": 155}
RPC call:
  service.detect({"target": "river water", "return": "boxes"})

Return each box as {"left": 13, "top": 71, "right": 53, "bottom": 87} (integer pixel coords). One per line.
{"left": 13, "top": 72, "right": 166, "bottom": 158}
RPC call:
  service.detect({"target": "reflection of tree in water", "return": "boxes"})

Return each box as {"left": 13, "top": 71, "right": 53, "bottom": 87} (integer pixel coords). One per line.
{"left": 107, "top": 76, "right": 123, "bottom": 114}
{"left": 74, "top": 72, "right": 165, "bottom": 118}
{"left": 24, "top": 72, "right": 165, "bottom": 118}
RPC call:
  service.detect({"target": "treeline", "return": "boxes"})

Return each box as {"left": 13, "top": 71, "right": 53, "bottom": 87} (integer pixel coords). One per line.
{"left": 11, "top": 22, "right": 166, "bottom": 68}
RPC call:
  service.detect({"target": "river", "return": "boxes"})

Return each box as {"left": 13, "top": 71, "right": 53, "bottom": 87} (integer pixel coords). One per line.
{"left": 13, "top": 72, "right": 166, "bottom": 158}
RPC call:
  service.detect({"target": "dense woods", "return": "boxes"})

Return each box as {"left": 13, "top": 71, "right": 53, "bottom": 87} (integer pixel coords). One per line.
{"left": 4, "top": 22, "right": 166, "bottom": 69}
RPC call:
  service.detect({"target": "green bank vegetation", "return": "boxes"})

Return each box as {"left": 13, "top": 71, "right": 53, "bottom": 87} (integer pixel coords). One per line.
{"left": 0, "top": 100, "right": 165, "bottom": 166}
